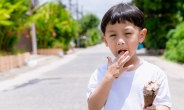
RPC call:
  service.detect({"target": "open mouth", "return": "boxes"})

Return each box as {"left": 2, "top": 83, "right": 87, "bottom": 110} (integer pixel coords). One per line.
{"left": 118, "top": 49, "right": 128, "bottom": 54}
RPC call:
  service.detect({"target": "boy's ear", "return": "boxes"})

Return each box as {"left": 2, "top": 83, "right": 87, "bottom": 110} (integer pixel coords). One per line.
{"left": 139, "top": 28, "right": 147, "bottom": 43}
{"left": 102, "top": 35, "right": 108, "bottom": 46}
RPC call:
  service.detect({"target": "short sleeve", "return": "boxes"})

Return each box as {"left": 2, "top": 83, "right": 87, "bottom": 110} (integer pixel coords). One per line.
{"left": 153, "top": 71, "right": 172, "bottom": 108}
{"left": 86, "top": 64, "right": 107, "bottom": 101}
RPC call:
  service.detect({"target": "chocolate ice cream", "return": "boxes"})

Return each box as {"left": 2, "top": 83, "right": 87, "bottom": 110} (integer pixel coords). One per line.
{"left": 143, "top": 79, "right": 161, "bottom": 107}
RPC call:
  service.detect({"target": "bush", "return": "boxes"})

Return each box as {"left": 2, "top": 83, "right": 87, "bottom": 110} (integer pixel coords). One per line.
{"left": 85, "top": 28, "right": 101, "bottom": 46}
{"left": 78, "top": 13, "right": 100, "bottom": 47}
{"left": 79, "top": 13, "right": 100, "bottom": 35}
{"left": 164, "top": 22, "right": 184, "bottom": 62}
{"left": 132, "top": 0, "right": 183, "bottom": 49}
{"left": 0, "top": 0, "right": 29, "bottom": 54}
{"left": 30, "top": 2, "right": 78, "bottom": 51}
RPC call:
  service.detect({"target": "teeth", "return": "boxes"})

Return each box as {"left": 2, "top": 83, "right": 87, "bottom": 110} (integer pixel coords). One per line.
{"left": 118, "top": 50, "right": 127, "bottom": 54}
{"left": 120, "top": 51, "right": 124, "bottom": 54}
{"left": 118, "top": 50, "right": 123, "bottom": 54}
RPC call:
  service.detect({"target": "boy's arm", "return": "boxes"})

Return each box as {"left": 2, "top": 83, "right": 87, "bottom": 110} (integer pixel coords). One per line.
{"left": 88, "top": 74, "right": 115, "bottom": 110}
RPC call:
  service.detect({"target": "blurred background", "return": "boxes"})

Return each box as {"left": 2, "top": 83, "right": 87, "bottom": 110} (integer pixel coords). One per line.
{"left": 0, "top": 0, "right": 184, "bottom": 110}
{"left": 0, "top": 0, "right": 184, "bottom": 64}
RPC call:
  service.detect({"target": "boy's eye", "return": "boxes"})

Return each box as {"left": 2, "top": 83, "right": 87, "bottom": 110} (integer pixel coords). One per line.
{"left": 110, "top": 34, "right": 116, "bottom": 37}
{"left": 125, "top": 33, "right": 131, "bottom": 35}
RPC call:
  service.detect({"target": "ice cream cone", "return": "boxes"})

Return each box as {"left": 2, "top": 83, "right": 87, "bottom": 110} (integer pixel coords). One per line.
{"left": 143, "top": 79, "right": 160, "bottom": 107}
{"left": 144, "top": 94, "right": 155, "bottom": 107}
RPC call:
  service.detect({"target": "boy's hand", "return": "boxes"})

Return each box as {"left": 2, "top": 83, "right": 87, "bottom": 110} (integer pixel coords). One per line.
{"left": 142, "top": 104, "right": 157, "bottom": 110}
{"left": 106, "top": 51, "right": 134, "bottom": 80}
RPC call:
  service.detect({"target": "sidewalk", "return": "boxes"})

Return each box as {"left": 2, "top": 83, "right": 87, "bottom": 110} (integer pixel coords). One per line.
{"left": 0, "top": 48, "right": 83, "bottom": 82}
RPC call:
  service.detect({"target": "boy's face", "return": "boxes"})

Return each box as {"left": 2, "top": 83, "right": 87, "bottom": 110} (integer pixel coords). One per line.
{"left": 102, "top": 21, "right": 147, "bottom": 58}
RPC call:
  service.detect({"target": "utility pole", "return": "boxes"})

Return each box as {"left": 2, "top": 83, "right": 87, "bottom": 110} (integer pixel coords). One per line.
{"left": 30, "top": 0, "right": 38, "bottom": 55}
{"left": 76, "top": 0, "right": 80, "bottom": 47}
{"left": 68, "top": 0, "right": 83, "bottom": 47}
{"left": 75, "top": 1, "right": 83, "bottom": 19}
{"left": 69, "top": 0, "right": 72, "bottom": 11}
{"left": 68, "top": 0, "right": 74, "bottom": 17}
{"left": 80, "top": 5, "right": 83, "bottom": 17}
{"left": 76, "top": 0, "right": 79, "bottom": 20}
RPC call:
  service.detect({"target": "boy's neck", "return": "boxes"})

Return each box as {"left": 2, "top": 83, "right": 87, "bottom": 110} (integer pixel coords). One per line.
{"left": 124, "top": 55, "right": 142, "bottom": 71}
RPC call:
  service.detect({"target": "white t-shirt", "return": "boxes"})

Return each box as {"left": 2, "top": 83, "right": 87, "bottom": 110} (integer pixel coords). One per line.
{"left": 87, "top": 59, "right": 171, "bottom": 110}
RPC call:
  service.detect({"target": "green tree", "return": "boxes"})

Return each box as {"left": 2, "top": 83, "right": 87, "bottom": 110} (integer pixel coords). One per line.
{"left": 86, "top": 28, "right": 102, "bottom": 46}
{"left": 78, "top": 13, "right": 101, "bottom": 47}
{"left": 79, "top": 13, "right": 100, "bottom": 35}
{"left": 164, "top": 22, "right": 184, "bottom": 62}
{"left": 132, "top": 0, "right": 184, "bottom": 50}
{"left": 0, "top": 0, "right": 29, "bottom": 54}
{"left": 29, "top": 2, "right": 78, "bottom": 51}
{"left": 163, "top": 1, "right": 184, "bottom": 62}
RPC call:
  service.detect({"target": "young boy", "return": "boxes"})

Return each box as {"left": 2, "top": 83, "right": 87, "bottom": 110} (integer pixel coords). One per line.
{"left": 86, "top": 3, "right": 171, "bottom": 110}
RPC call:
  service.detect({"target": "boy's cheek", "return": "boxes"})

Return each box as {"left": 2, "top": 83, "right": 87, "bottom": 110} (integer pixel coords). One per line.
{"left": 103, "top": 41, "right": 108, "bottom": 46}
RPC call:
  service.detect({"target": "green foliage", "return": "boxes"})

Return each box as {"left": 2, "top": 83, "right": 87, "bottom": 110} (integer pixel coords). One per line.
{"left": 30, "top": 2, "right": 78, "bottom": 51}
{"left": 53, "top": 41, "right": 63, "bottom": 48}
{"left": 0, "top": 51, "right": 5, "bottom": 56}
{"left": 55, "top": 18, "right": 78, "bottom": 51}
{"left": 164, "top": 22, "right": 184, "bottom": 62}
{"left": 79, "top": 13, "right": 100, "bottom": 35}
{"left": 0, "top": 0, "right": 30, "bottom": 53}
{"left": 132, "top": 0, "right": 184, "bottom": 49}
{"left": 78, "top": 13, "right": 100, "bottom": 47}
{"left": 86, "top": 28, "right": 101, "bottom": 46}
{"left": 11, "top": 48, "right": 25, "bottom": 55}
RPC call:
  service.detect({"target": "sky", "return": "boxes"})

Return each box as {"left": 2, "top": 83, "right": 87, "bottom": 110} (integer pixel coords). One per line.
{"left": 39, "top": 0, "right": 132, "bottom": 20}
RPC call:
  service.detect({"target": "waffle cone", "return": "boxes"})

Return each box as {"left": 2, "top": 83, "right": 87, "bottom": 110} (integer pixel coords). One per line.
{"left": 144, "top": 94, "right": 155, "bottom": 107}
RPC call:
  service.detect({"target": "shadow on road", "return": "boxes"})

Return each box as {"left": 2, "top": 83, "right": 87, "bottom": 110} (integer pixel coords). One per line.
{"left": 2, "top": 77, "right": 63, "bottom": 92}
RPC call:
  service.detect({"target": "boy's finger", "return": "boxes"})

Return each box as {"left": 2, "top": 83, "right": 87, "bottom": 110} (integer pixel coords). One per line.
{"left": 141, "top": 103, "right": 145, "bottom": 109}
{"left": 141, "top": 104, "right": 146, "bottom": 110}
{"left": 117, "top": 51, "right": 129, "bottom": 64}
{"left": 107, "top": 57, "right": 112, "bottom": 65}
{"left": 120, "top": 64, "right": 134, "bottom": 73}
{"left": 119, "top": 55, "right": 131, "bottom": 68}
{"left": 115, "top": 51, "right": 129, "bottom": 62}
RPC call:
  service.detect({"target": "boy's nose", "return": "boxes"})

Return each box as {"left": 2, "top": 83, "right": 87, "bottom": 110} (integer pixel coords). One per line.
{"left": 117, "top": 39, "right": 125, "bottom": 45}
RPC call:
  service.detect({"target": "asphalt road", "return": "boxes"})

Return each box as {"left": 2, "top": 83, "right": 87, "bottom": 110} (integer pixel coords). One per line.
{"left": 0, "top": 43, "right": 183, "bottom": 110}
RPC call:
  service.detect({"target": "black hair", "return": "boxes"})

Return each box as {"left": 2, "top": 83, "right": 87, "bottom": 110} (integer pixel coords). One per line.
{"left": 100, "top": 3, "right": 145, "bottom": 34}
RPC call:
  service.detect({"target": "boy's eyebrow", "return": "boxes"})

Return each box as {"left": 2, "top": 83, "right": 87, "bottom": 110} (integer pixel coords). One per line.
{"left": 124, "top": 26, "right": 134, "bottom": 30}
{"left": 107, "top": 28, "right": 133, "bottom": 33}
{"left": 124, "top": 27, "right": 134, "bottom": 30}
{"left": 106, "top": 30, "right": 115, "bottom": 33}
